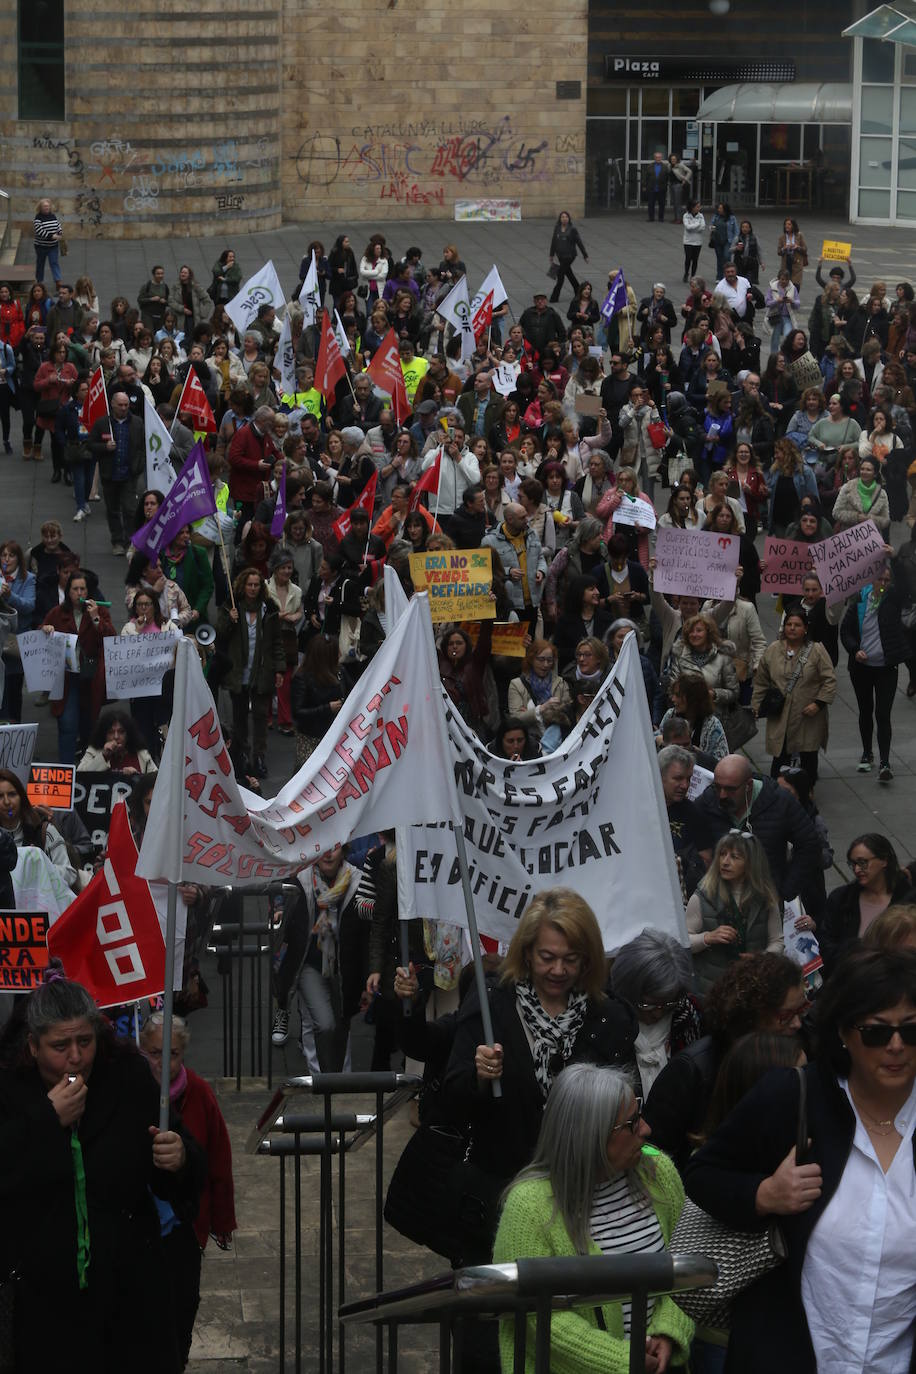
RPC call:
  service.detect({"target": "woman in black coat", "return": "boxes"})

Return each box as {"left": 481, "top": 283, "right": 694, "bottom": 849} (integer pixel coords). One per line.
{"left": 327, "top": 234, "right": 358, "bottom": 303}
{"left": 442, "top": 890, "right": 636, "bottom": 1258}
{"left": 552, "top": 574, "right": 613, "bottom": 673}
{"left": 548, "top": 211, "right": 588, "bottom": 303}
{"left": 840, "top": 567, "right": 910, "bottom": 779}
{"left": 818, "top": 832, "right": 914, "bottom": 971}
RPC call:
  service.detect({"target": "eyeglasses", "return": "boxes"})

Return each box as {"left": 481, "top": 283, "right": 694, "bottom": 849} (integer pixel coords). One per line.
{"left": 775, "top": 997, "right": 810, "bottom": 1026}
{"left": 533, "top": 653, "right": 554, "bottom": 664}
{"left": 610, "top": 1098, "right": 644, "bottom": 1135}
{"left": 532, "top": 950, "right": 583, "bottom": 970}
{"left": 849, "top": 856, "right": 878, "bottom": 871}
{"left": 854, "top": 1022, "right": 916, "bottom": 1048}
{"left": 636, "top": 1000, "right": 680, "bottom": 1013}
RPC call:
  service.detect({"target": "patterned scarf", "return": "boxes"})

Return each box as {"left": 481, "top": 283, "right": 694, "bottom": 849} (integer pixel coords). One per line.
{"left": 515, "top": 977, "right": 588, "bottom": 1099}
{"left": 311, "top": 864, "right": 352, "bottom": 977}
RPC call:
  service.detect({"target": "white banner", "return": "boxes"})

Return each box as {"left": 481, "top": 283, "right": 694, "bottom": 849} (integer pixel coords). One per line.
{"left": 18, "top": 631, "right": 68, "bottom": 696}
{"left": 104, "top": 634, "right": 177, "bottom": 700}
{"left": 276, "top": 313, "right": 297, "bottom": 397}
{"left": 0, "top": 723, "right": 38, "bottom": 785}
{"left": 398, "top": 635, "right": 686, "bottom": 951}
{"left": 224, "top": 260, "right": 287, "bottom": 336}
{"left": 137, "top": 595, "right": 461, "bottom": 885}
{"left": 144, "top": 394, "right": 176, "bottom": 495}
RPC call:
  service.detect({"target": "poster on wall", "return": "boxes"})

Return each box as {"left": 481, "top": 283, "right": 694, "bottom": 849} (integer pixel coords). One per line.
{"left": 454, "top": 200, "right": 522, "bottom": 221}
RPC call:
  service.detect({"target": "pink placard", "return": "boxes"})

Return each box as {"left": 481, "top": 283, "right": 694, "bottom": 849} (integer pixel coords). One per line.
{"left": 809, "top": 520, "right": 888, "bottom": 607}
{"left": 654, "top": 527, "right": 740, "bottom": 601}
{"left": 761, "top": 538, "right": 814, "bottom": 594}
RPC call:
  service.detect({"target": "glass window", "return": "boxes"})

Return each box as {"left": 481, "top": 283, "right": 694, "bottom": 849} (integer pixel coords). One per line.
{"left": 901, "top": 86, "right": 916, "bottom": 132}
{"left": 859, "top": 136, "right": 893, "bottom": 186}
{"left": 641, "top": 119, "right": 670, "bottom": 159}
{"left": 672, "top": 88, "right": 700, "bottom": 116}
{"left": 18, "top": 0, "right": 65, "bottom": 121}
{"left": 641, "top": 88, "right": 669, "bottom": 116}
{"left": 585, "top": 120, "right": 628, "bottom": 212}
{"left": 760, "top": 124, "right": 800, "bottom": 160}
{"left": 862, "top": 35, "right": 896, "bottom": 82}
{"left": 671, "top": 120, "right": 689, "bottom": 159}
{"left": 629, "top": 89, "right": 639, "bottom": 116}
{"left": 803, "top": 125, "right": 823, "bottom": 159}
{"left": 896, "top": 188, "right": 916, "bottom": 218}
{"left": 897, "top": 135, "right": 916, "bottom": 187}
{"left": 861, "top": 86, "right": 895, "bottom": 134}
{"left": 587, "top": 88, "right": 627, "bottom": 116}
{"left": 858, "top": 187, "right": 891, "bottom": 216}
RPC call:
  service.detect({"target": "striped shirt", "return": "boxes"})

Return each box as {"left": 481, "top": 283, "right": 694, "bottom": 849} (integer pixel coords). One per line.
{"left": 34, "top": 214, "right": 62, "bottom": 249}
{"left": 589, "top": 1174, "right": 666, "bottom": 1334}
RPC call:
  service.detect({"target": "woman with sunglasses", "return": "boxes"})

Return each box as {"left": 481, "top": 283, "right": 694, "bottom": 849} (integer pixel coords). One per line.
{"left": 493, "top": 1062, "right": 694, "bottom": 1374}
{"left": 686, "top": 948, "right": 916, "bottom": 1374}
{"left": 818, "top": 834, "right": 915, "bottom": 972}
{"left": 686, "top": 831, "right": 784, "bottom": 997}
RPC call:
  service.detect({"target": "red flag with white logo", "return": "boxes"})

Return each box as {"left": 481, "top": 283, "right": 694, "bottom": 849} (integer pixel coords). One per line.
{"left": 365, "top": 328, "right": 409, "bottom": 424}
{"left": 315, "top": 311, "right": 347, "bottom": 400}
{"left": 472, "top": 290, "right": 494, "bottom": 343}
{"left": 409, "top": 447, "right": 441, "bottom": 511}
{"left": 47, "top": 802, "right": 168, "bottom": 1008}
{"left": 175, "top": 367, "right": 217, "bottom": 434}
{"left": 332, "top": 469, "right": 378, "bottom": 543}
{"left": 81, "top": 366, "right": 109, "bottom": 430}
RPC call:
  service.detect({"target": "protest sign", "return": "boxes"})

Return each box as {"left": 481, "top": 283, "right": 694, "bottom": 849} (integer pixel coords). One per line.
{"left": 18, "top": 629, "right": 67, "bottom": 696}
{"left": 0, "top": 723, "right": 38, "bottom": 784}
{"left": 0, "top": 911, "right": 49, "bottom": 992}
{"left": 687, "top": 764, "right": 714, "bottom": 802}
{"left": 809, "top": 519, "right": 887, "bottom": 607}
{"left": 613, "top": 495, "right": 657, "bottom": 530}
{"left": 461, "top": 621, "right": 528, "bottom": 656}
{"left": 491, "top": 363, "right": 520, "bottom": 397}
{"left": 104, "top": 634, "right": 176, "bottom": 700}
{"left": 761, "top": 537, "right": 813, "bottom": 593}
{"left": 27, "top": 764, "right": 75, "bottom": 811}
{"left": 74, "top": 772, "right": 134, "bottom": 849}
{"left": 409, "top": 548, "right": 495, "bottom": 622}
{"left": 574, "top": 394, "right": 601, "bottom": 417}
{"left": 654, "top": 527, "right": 740, "bottom": 601}
{"left": 821, "top": 240, "right": 852, "bottom": 262}
{"left": 398, "top": 634, "right": 685, "bottom": 950}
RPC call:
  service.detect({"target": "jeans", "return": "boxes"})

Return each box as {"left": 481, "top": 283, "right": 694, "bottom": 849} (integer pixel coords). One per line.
{"left": 57, "top": 680, "right": 82, "bottom": 764}
{"left": 771, "top": 317, "right": 791, "bottom": 352}
{"left": 296, "top": 962, "right": 349, "bottom": 1072}
{"left": 647, "top": 187, "right": 666, "bottom": 221}
{"left": 101, "top": 476, "right": 135, "bottom": 545}
{"left": 35, "top": 243, "right": 62, "bottom": 285}
{"left": 848, "top": 660, "right": 898, "bottom": 764}
{"left": 71, "top": 459, "right": 93, "bottom": 510}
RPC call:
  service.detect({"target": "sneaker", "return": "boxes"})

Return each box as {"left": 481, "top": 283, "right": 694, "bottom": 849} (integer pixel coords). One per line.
{"left": 73, "top": 508, "right": 86, "bottom": 522}
{"left": 271, "top": 1009, "right": 289, "bottom": 1046}
{"left": 82, "top": 504, "right": 91, "bottom": 517}
{"left": 111, "top": 543, "right": 126, "bottom": 556}
{"left": 857, "top": 753, "right": 873, "bottom": 773}
{"left": 879, "top": 763, "right": 893, "bottom": 782}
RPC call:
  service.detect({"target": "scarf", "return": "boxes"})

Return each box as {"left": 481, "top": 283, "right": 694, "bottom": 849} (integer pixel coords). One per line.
{"left": 525, "top": 671, "right": 553, "bottom": 706}
{"left": 858, "top": 477, "right": 877, "bottom": 513}
{"left": 515, "top": 977, "right": 588, "bottom": 1099}
{"left": 169, "top": 1063, "right": 188, "bottom": 1104}
{"left": 576, "top": 665, "right": 602, "bottom": 684}
{"left": 312, "top": 863, "right": 352, "bottom": 977}
{"left": 635, "top": 1013, "right": 673, "bottom": 1097}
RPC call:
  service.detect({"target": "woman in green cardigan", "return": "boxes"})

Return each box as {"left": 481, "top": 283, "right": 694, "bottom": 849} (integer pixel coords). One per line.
{"left": 493, "top": 1062, "right": 693, "bottom": 1374}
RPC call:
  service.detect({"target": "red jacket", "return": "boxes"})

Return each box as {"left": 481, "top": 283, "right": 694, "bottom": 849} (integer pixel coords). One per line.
{"left": 227, "top": 421, "right": 279, "bottom": 503}
{"left": 41, "top": 601, "right": 115, "bottom": 718}
{"left": 0, "top": 300, "right": 25, "bottom": 349}
{"left": 176, "top": 1067, "right": 237, "bottom": 1248}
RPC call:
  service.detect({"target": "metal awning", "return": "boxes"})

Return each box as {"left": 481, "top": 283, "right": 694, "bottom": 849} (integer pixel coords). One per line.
{"left": 843, "top": 0, "right": 916, "bottom": 43}
{"left": 696, "top": 82, "right": 853, "bottom": 123}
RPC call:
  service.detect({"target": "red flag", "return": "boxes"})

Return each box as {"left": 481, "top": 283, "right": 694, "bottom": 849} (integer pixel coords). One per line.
{"left": 81, "top": 366, "right": 109, "bottom": 430}
{"left": 47, "top": 802, "right": 167, "bottom": 1008}
{"left": 365, "top": 328, "right": 409, "bottom": 424}
{"left": 175, "top": 367, "right": 217, "bottom": 434}
{"left": 409, "top": 447, "right": 441, "bottom": 511}
{"left": 315, "top": 311, "right": 347, "bottom": 400}
{"left": 332, "top": 469, "right": 378, "bottom": 543}
{"left": 472, "top": 290, "right": 494, "bottom": 343}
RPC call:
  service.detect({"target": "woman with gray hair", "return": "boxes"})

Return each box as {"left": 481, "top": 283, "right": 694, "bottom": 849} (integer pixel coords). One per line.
{"left": 611, "top": 930, "right": 703, "bottom": 1096}
{"left": 493, "top": 1061, "right": 694, "bottom": 1373}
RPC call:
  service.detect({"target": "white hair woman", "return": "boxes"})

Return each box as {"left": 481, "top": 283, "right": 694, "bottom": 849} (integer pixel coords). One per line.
{"left": 610, "top": 929, "right": 702, "bottom": 1096}
{"left": 493, "top": 1061, "right": 694, "bottom": 1373}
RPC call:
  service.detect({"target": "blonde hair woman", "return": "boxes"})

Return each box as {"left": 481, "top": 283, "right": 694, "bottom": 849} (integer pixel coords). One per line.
{"left": 687, "top": 832, "right": 783, "bottom": 995}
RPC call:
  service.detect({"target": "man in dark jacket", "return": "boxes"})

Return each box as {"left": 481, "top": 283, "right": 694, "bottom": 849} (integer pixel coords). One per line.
{"left": 693, "top": 753, "right": 825, "bottom": 915}
{"left": 88, "top": 391, "right": 145, "bottom": 555}
{"left": 335, "top": 373, "right": 383, "bottom": 431}
{"left": 643, "top": 152, "right": 670, "bottom": 222}
{"left": 519, "top": 293, "right": 566, "bottom": 361}
{"left": 338, "top": 510, "right": 385, "bottom": 580}
{"left": 448, "top": 484, "right": 489, "bottom": 547}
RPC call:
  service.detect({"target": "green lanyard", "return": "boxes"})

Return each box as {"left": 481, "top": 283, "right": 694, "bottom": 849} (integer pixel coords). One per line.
{"left": 70, "top": 1129, "right": 91, "bottom": 1290}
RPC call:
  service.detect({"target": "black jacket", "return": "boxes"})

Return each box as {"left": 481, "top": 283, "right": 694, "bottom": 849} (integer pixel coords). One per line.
{"left": 686, "top": 1061, "right": 916, "bottom": 1374}
{"left": 549, "top": 224, "right": 587, "bottom": 265}
{"left": 274, "top": 871, "right": 369, "bottom": 1019}
{"left": 88, "top": 412, "right": 145, "bottom": 481}
{"left": 818, "top": 873, "right": 915, "bottom": 970}
{"left": 694, "top": 777, "right": 825, "bottom": 915}
{"left": 840, "top": 585, "right": 912, "bottom": 669}
{"left": 447, "top": 508, "right": 489, "bottom": 548}
{"left": 519, "top": 305, "right": 566, "bottom": 357}
{"left": 637, "top": 296, "right": 678, "bottom": 344}
{"left": 442, "top": 981, "right": 637, "bottom": 1188}
{"left": 643, "top": 1034, "right": 722, "bottom": 1173}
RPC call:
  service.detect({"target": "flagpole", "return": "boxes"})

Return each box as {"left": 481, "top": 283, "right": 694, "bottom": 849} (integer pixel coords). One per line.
{"left": 433, "top": 446, "right": 442, "bottom": 525}
{"left": 158, "top": 636, "right": 190, "bottom": 1133}
{"left": 451, "top": 827, "right": 501, "bottom": 1098}
{"left": 215, "top": 522, "right": 237, "bottom": 613}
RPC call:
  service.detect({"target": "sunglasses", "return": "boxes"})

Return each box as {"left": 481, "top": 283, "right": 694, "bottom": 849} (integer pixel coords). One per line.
{"left": 610, "top": 1098, "right": 644, "bottom": 1135}
{"left": 854, "top": 1022, "right": 916, "bottom": 1048}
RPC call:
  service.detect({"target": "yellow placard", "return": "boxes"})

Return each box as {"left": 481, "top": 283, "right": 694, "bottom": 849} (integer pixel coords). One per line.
{"left": 409, "top": 548, "right": 495, "bottom": 623}
{"left": 821, "top": 240, "right": 852, "bottom": 263}
{"left": 461, "top": 621, "right": 528, "bottom": 656}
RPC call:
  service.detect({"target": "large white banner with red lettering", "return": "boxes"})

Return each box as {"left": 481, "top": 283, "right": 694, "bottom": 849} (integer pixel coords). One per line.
{"left": 136, "top": 595, "right": 461, "bottom": 886}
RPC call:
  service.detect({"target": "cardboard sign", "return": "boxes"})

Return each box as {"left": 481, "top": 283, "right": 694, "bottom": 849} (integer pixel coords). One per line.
{"left": 821, "top": 240, "right": 852, "bottom": 263}
{"left": 0, "top": 911, "right": 49, "bottom": 992}
{"left": 654, "top": 527, "right": 740, "bottom": 601}
{"left": 461, "top": 620, "right": 528, "bottom": 656}
{"left": 613, "top": 495, "right": 657, "bottom": 530}
{"left": 809, "top": 519, "right": 887, "bottom": 608}
{"left": 761, "top": 538, "right": 814, "bottom": 593}
{"left": 0, "top": 724, "right": 38, "bottom": 785}
{"left": 409, "top": 548, "right": 495, "bottom": 622}
{"left": 18, "top": 629, "right": 68, "bottom": 696}
{"left": 104, "top": 633, "right": 176, "bottom": 700}
{"left": 574, "top": 393, "right": 602, "bottom": 417}
{"left": 27, "top": 764, "right": 75, "bottom": 811}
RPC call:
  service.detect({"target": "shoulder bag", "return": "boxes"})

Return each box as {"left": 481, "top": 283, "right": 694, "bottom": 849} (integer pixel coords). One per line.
{"left": 756, "top": 644, "right": 812, "bottom": 719}
{"left": 670, "top": 1065, "right": 807, "bottom": 1329}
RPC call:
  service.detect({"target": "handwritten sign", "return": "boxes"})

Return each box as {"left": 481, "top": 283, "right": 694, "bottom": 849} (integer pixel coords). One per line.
{"left": 761, "top": 538, "right": 813, "bottom": 593}
{"left": 809, "top": 519, "right": 887, "bottom": 607}
{"left": 654, "top": 527, "right": 739, "bottom": 601}
{"left": 27, "top": 764, "right": 75, "bottom": 811}
{"left": 613, "top": 495, "right": 657, "bottom": 530}
{"left": 687, "top": 764, "right": 714, "bottom": 802}
{"left": 18, "top": 630, "right": 68, "bottom": 696}
{"left": 0, "top": 724, "right": 38, "bottom": 784}
{"left": 104, "top": 634, "right": 176, "bottom": 700}
{"left": 409, "top": 548, "right": 495, "bottom": 623}
{"left": 461, "top": 620, "right": 528, "bottom": 657}
{"left": 0, "top": 911, "right": 49, "bottom": 992}
{"left": 491, "top": 363, "right": 520, "bottom": 397}
{"left": 821, "top": 240, "right": 852, "bottom": 263}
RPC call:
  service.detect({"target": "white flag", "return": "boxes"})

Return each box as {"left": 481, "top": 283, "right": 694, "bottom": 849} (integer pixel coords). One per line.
{"left": 334, "top": 309, "right": 351, "bottom": 358}
{"left": 144, "top": 394, "right": 176, "bottom": 494}
{"left": 437, "top": 275, "right": 475, "bottom": 361}
{"left": 224, "top": 260, "right": 286, "bottom": 336}
{"left": 298, "top": 251, "right": 320, "bottom": 327}
{"left": 276, "top": 313, "right": 297, "bottom": 398}
{"left": 470, "top": 264, "right": 508, "bottom": 313}
{"left": 136, "top": 595, "right": 461, "bottom": 886}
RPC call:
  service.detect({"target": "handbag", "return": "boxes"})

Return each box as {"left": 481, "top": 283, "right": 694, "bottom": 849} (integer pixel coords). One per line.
{"left": 36, "top": 396, "right": 58, "bottom": 418}
{"left": 670, "top": 1066, "right": 808, "bottom": 1328}
{"left": 647, "top": 420, "right": 668, "bottom": 450}
{"left": 721, "top": 702, "right": 757, "bottom": 749}
{"left": 547, "top": 263, "right": 560, "bottom": 280}
{"left": 756, "top": 645, "right": 811, "bottom": 719}
{"left": 384, "top": 1124, "right": 501, "bottom": 1265}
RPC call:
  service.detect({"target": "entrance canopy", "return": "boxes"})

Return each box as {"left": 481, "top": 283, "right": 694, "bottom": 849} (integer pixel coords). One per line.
{"left": 843, "top": 0, "right": 916, "bottom": 43}
{"left": 696, "top": 82, "right": 853, "bottom": 122}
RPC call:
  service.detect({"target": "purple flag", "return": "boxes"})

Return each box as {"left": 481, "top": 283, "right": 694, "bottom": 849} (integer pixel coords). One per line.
{"left": 600, "top": 270, "right": 627, "bottom": 322}
{"left": 270, "top": 463, "right": 287, "bottom": 538}
{"left": 131, "top": 441, "right": 216, "bottom": 559}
